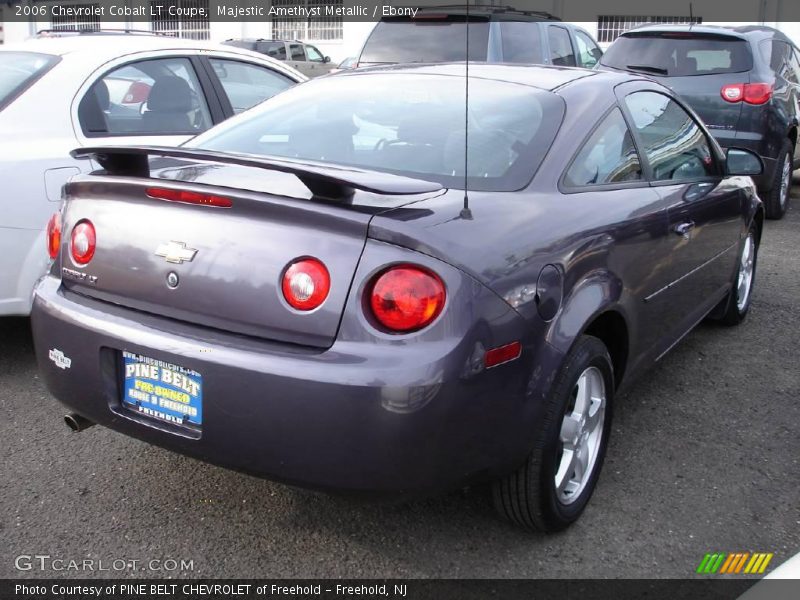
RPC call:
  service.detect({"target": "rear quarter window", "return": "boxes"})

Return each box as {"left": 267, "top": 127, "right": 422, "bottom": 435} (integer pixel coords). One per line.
{"left": 601, "top": 34, "right": 753, "bottom": 76}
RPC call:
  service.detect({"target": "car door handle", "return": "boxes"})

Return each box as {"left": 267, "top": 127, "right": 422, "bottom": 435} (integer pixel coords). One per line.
{"left": 673, "top": 221, "right": 695, "bottom": 237}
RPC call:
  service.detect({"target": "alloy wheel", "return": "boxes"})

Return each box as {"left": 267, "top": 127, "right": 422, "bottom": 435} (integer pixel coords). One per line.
{"left": 736, "top": 234, "right": 756, "bottom": 312}
{"left": 555, "top": 366, "right": 606, "bottom": 505}
{"left": 779, "top": 155, "right": 792, "bottom": 209}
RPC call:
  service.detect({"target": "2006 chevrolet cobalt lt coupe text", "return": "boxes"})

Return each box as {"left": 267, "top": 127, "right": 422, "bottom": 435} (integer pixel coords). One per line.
{"left": 32, "top": 65, "right": 764, "bottom": 532}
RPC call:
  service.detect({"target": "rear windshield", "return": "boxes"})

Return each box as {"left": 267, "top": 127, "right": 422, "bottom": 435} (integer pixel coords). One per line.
{"left": 189, "top": 73, "right": 564, "bottom": 192}
{"left": 601, "top": 34, "right": 752, "bottom": 76}
{"left": 0, "top": 52, "right": 58, "bottom": 110}
{"left": 360, "top": 18, "right": 490, "bottom": 63}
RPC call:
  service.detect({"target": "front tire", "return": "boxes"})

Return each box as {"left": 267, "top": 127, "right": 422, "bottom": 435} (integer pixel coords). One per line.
{"left": 492, "top": 335, "right": 614, "bottom": 532}
{"left": 718, "top": 226, "right": 759, "bottom": 326}
{"left": 764, "top": 141, "right": 793, "bottom": 220}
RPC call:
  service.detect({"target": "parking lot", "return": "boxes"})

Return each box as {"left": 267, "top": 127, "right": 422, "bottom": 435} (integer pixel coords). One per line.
{"left": 1, "top": 195, "right": 798, "bottom": 580}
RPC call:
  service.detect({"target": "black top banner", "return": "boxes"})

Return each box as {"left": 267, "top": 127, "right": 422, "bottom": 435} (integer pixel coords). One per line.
{"left": 2, "top": 0, "right": 800, "bottom": 23}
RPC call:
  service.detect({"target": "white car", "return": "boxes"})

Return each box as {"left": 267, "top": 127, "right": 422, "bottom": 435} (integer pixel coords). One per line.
{"left": 0, "top": 32, "right": 306, "bottom": 316}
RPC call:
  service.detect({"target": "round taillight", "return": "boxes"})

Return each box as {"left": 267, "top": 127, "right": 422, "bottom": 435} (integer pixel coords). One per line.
{"left": 282, "top": 258, "right": 330, "bottom": 311}
{"left": 70, "top": 220, "right": 96, "bottom": 265}
{"left": 368, "top": 265, "right": 446, "bottom": 333}
{"left": 46, "top": 212, "right": 61, "bottom": 259}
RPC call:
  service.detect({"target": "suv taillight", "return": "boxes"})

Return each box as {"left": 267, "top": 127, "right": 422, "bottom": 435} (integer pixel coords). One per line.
{"left": 721, "top": 83, "right": 773, "bottom": 105}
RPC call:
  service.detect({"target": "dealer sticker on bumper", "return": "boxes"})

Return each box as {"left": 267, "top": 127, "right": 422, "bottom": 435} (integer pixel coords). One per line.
{"left": 121, "top": 351, "right": 202, "bottom": 428}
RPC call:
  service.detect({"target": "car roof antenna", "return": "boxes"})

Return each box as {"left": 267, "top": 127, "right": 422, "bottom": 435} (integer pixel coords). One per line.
{"left": 460, "top": 2, "right": 473, "bottom": 220}
{"left": 689, "top": 3, "right": 694, "bottom": 29}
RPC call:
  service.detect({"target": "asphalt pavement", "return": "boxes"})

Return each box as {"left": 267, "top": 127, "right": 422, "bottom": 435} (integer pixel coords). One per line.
{"left": 1, "top": 192, "right": 798, "bottom": 579}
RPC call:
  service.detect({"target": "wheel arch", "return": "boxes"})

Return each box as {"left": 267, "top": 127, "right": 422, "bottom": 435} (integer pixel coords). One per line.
{"left": 546, "top": 272, "right": 630, "bottom": 389}
{"left": 753, "top": 204, "right": 765, "bottom": 245}
{"left": 582, "top": 310, "right": 629, "bottom": 389}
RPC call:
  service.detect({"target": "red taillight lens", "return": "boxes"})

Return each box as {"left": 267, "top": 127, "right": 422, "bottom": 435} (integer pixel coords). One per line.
{"left": 743, "top": 83, "right": 773, "bottom": 105}
{"left": 70, "top": 220, "right": 96, "bottom": 265}
{"left": 282, "top": 258, "right": 330, "bottom": 311}
{"left": 146, "top": 187, "right": 233, "bottom": 208}
{"left": 46, "top": 212, "right": 62, "bottom": 259}
{"left": 721, "top": 83, "right": 772, "bottom": 105}
{"left": 368, "top": 265, "right": 446, "bottom": 333}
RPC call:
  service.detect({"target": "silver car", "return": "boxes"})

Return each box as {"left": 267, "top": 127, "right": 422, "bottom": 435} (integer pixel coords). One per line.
{"left": 0, "top": 31, "right": 305, "bottom": 317}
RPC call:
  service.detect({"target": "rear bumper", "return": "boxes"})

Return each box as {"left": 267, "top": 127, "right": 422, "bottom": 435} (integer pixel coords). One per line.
{"left": 32, "top": 276, "right": 560, "bottom": 497}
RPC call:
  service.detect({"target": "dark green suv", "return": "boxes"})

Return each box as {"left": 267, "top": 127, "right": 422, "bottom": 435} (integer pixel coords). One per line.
{"left": 601, "top": 25, "right": 800, "bottom": 219}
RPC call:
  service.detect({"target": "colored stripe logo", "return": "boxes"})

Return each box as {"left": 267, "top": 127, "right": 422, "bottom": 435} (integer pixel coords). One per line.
{"left": 697, "top": 552, "right": 774, "bottom": 574}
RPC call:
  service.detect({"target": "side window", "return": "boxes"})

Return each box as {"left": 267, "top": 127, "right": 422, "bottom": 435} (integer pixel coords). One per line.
{"left": 78, "top": 57, "right": 212, "bottom": 136}
{"left": 624, "top": 91, "right": 717, "bottom": 182}
{"left": 305, "top": 45, "right": 325, "bottom": 63}
{"left": 289, "top": 44, "right": 305, "bottom": 61}
{"left": 547, "top": 26, "right": 576, "bottom": 67}
{"left": 564, "top": 108, "right": 642, "bottom": 187}
{"left": 499, "top": 21, "right": 543, "bottom": 63}
{"left": 257, "top": 42, "right": 287, "bottom": 60}
{"left": 574, "top": 31, "right": 602, "bottom": 68}
{"left": 209, "top": 59, "right": 295, "bottom": 114}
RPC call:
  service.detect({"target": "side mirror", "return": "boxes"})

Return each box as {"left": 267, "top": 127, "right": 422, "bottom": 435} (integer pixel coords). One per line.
{"left": 726, "top": 148, "right": 763, "bottom": 176}
{"left": 324, "top": 56, "right": 331, "bottom": 63}
{"left": 591, "top": 47, "right": 603, "bottom": 60}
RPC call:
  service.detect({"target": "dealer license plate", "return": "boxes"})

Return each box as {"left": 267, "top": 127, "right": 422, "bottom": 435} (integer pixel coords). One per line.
{"left": 121, "top": 351, "right": 203, "bottom": 428}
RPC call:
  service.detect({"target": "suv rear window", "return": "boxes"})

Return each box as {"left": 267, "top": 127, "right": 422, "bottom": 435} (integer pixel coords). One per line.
{"left": 0, "top": 52, "right": 58, "bottom": 110}
{"left": 360, "top": 18, "right": 490, "bottom": 63}
{"left": 601, "top": 34, "right": 752, "bottom": 76}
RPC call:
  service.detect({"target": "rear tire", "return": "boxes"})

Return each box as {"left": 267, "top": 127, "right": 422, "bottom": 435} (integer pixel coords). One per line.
{"left": 492, "top": 335, "right": 614, "bottom": 532}
{"left": 764, "top": 140, "right": 793, "bottom": 220}
{"left": 718, "top": 225, "right": 759, "bottom": 326}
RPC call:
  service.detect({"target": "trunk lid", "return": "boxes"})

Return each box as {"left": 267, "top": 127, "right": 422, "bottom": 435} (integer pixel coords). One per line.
{"left": 61, "top": 151, "right": 442, "bottom": 348}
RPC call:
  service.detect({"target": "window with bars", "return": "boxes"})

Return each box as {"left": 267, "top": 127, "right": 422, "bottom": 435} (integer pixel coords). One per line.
{"left": 50, "top": 3, "right": 101, "bottom": 32}
{"left": 272, "top": 0, "right": 343, "bottom": 42}
{"left": 596, "top": 15, "right": 702, "bottom": 44}
{"left": 150, "top": 0, "right": 210, "bottom": 40}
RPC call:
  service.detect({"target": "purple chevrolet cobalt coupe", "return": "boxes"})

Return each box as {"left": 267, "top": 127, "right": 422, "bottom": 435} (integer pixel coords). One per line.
{"left": 32, "top": 64, "right": 764, "bottom": 532}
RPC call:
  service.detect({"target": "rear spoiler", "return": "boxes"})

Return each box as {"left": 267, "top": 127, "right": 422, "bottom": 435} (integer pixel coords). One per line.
{"left": 71, "top": 146, "right": 443, "bottom": 200}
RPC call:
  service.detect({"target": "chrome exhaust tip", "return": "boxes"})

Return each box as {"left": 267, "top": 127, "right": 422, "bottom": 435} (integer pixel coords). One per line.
{"left": 64, "top": 413, "right": 94, "bottom": 432}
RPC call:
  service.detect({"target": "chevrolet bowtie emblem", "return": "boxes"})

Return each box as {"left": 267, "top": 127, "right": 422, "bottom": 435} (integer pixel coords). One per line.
{"left": 155, "top": 241, "right": 197, "bottom": 264}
